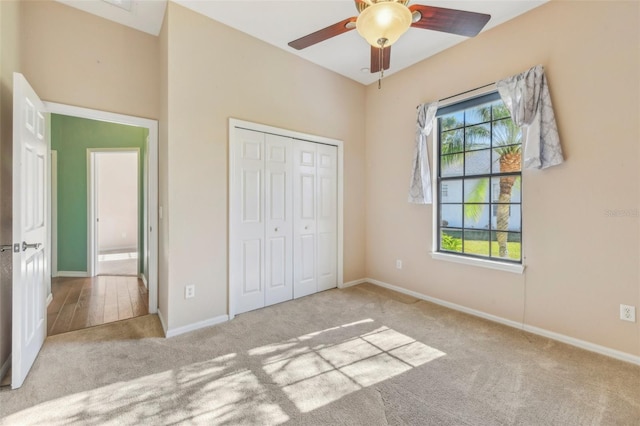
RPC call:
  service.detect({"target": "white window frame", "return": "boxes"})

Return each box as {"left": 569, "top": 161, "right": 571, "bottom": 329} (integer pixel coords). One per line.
{"left": 429, "top": 86, "right": 525, "bottom": 274}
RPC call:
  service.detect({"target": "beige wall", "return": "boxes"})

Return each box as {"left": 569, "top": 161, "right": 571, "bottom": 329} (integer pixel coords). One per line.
{"left": 162, "top": 2, "right": 366, "bottom": 330}
{"left": 0, "top": 0, "right": 21, "bottom": 377}
{"left": 364, "top": 1, "right": 640, "bottom": 356}
{"left": 20, "top": 0, "right": 159, "bottom": 120}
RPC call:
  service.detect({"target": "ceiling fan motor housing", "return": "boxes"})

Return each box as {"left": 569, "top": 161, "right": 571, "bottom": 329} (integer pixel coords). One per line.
{"left": 355, "top": 0, "right": 410, "bottom": 14}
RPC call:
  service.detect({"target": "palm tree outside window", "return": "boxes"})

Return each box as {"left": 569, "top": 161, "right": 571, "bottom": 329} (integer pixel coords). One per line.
{"left": 437, "top": 92, "right": 522, "bottom": 262}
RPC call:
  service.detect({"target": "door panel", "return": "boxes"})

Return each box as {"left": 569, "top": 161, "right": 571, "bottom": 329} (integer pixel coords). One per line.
{"left": 232, "top": 129, "right": 265, "bottom": 314}
{"left": 12, "top": 73, "right": 49, "bottom": 389}
{"left": 242, "top": 170, "right": 261, "bottom": 223}
{"left": 242, "top": 239, "right": 262, "bottom": 294}
{"left": 316, "top": 144, "right": 337, "bottom": 291}
{"left": 300, "top": 175, "right": 315, "bottom": 220}
{"left": 293, "top": 141, "right": 318, "bottom": 298}
{"left": 301, "top": 234, "right": 315, "bottom": 281}
{"left": 269, "top": 172, "right": 286, "bottom": 221}
{"left": 265, "top": 134, "right": 292, "bottom": 306}
{"left": 268, "top": 237, "right": 286, "bottom": 288}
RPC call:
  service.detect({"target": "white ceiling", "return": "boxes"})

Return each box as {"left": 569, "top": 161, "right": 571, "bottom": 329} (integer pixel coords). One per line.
{"left": 56, "top": 0, "right": 548, "bottom": 86}
{"left": 56, "top": 0, "right": 167, "bottom": 35}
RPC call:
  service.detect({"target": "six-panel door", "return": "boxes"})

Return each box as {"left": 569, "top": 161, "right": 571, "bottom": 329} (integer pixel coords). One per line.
{"left": 12, "top": 73, "right": 49, "bottom": 389}
{"left": 264, "top": 134, "right": 293, "bottom": 306}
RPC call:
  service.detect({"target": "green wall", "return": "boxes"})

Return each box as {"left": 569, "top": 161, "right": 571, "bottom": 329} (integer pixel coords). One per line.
{"left": 51, "top": 114, "right": 147, "bottom": 274}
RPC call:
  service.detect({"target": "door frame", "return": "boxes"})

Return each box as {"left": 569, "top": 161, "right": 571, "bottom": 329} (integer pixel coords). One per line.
{"left": 228, "top": 118, "right": 344, "bottom": 319}
{"left": 44, "top": 102, "right": 159, "bottom": 314}
{"left": 50, "top": 150, "right": 57, "bottom": 280}
{"left": 88, "top": 148, "right": 141, "bottom": 277}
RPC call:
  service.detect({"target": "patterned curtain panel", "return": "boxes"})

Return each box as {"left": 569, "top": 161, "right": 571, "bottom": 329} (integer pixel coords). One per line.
{"left": 408, "top": 101, "right": 439, "bottom": 204}
{"left": 497, "top": 65, "right": 564, "bottom": 169}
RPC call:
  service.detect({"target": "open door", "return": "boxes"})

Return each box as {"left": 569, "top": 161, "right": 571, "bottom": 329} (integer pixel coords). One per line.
{"left": 12, "top": 73, "right": 49, "bottom": 389}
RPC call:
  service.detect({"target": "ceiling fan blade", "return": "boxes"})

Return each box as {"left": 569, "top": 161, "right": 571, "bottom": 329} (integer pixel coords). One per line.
{"left": 288, "top": 17, "right": 357, "bottom": 50}
{"left": 409, "top": 5, "right": 490, "bottom": 37}
{"left": 370, "top": 45, "right": 391, "bottom": 73}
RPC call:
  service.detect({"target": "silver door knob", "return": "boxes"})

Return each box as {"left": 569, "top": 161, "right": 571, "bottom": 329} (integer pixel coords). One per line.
{"left": 0, "top": 245, "right": 11, "bottom": 253}
{"left": 274, "top": 227, "right": 279, "bottom": 232}
{"left": 22, "top": 241, "right": 41, "bottom": 251}
{"left": 304, "top": 226, "right": 309, "bottom": 230}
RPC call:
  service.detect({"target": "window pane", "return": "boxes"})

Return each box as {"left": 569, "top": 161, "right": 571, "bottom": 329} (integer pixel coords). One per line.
{"left": 465, "top": 123, "right": 491, "bottom": 151}
{"left": 440, "top": 229, "right": 462, "bottom": 253}
{"left": 491, "top": 146, "right": 521, "bottom": 173}
{"left": 465, "top": 204, "right": 490, "bottom": 229}
{"left": 491, "top": 177, "right": 521, "bottom": 203}
{"left": 490, "top": 231, "right": 521, "bottom": 261}
{"left": 440, "top": 179, "right": 462, "bottom": 203}
{"left": 491, "top": 204, "right": 521, "bottom": 232}
{"left": 464, "top": 178, "right": 489, "bottom": 203}
{"left": 492, "top": 102, "right": 510, "bottom": 120}
{"left": 465, "top": 104, "right": 491, "bottom": 126}
{"left": 464, "top": 150, "right": 491, "bottom": 175}
{"left": 492, "top": 118, "right": 522, "bottom": 146}
{"left": 440, "top": 204, "right": 462, "bottom": 228}
{"left": 463, "top": 230, "right": 490, "bottom": 257}
{"left": 441, "top": 155, "right": 464, "bottom": 177}
{"left": 440, "top": 111, "right": 464, "bottom": 131}
{"left": 441, "top": 129, "right": 464, "bottom": 154}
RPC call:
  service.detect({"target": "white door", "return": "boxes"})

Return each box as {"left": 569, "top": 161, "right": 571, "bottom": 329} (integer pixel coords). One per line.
{"left": 316, "top": 144, "right": 337, "bottom": 291}
{"left": 293, "top": 141, "right": 318, "bottom": 298}
{"left": 231, "top": 129, "right": 266, "bottom": 314}
{"left": 12, "top": 73, "right": 49, "bottom": 389}
{"left": 264, "top": 134, "right": 293, "bottom": 306}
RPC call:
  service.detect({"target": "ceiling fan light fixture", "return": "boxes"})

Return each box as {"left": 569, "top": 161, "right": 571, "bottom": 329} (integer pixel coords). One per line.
{"left": 356, "top": 1, "right": 412, "bottom": 47}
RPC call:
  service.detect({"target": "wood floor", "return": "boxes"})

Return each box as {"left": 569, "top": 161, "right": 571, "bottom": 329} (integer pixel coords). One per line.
{"left": 48, "top": 275, "right": 149, "bottom": 336}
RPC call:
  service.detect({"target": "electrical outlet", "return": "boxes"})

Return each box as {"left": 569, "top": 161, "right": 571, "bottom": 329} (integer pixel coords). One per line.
{"left": 620, "top": 304, "right": 636, "bottom": 322}
{"left": 185, "top": 285, "right": 195, "bottom": 299}
{"left": 396, "top": 259, "right": 402, "bottom": 270}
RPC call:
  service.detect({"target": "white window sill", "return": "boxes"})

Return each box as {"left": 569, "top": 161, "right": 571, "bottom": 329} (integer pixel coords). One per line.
{"left": 430, "top": 252, "right": 525, "bottom": 274}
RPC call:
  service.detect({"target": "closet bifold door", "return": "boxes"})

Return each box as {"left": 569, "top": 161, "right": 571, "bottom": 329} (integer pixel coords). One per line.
{"left": 232, "top": 128, "right": 266, "bottom": 315}
{"left": 316, "top": 143, "right": 338, "bottom": 291}
{"left": 293, "top": 141, "right": 338, "bottom": 298}
{"left": 264, "top": 134, "right": 293, "bottom": 306}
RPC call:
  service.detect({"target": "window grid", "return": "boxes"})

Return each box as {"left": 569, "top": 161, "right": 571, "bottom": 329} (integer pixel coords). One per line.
{"left": 437, "top": 97, "right": 522, "bottom": 264}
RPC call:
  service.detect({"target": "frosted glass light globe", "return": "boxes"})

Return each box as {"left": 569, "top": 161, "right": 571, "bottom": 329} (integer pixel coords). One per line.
{"left": 356, "top": 1, "right": 412, "bottom": 47}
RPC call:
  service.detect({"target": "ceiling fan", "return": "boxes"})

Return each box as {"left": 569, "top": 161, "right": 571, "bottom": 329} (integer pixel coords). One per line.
{"left": 288, "top": 0, "right": 491, "bottom": 78}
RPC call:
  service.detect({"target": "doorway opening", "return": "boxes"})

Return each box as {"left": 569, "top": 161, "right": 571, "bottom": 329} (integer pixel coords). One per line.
{"left": 90, "top": 149, "right": 140, "bottom": 277}
{"left": 45, "top": 105, "right": 158, "bottom": 336}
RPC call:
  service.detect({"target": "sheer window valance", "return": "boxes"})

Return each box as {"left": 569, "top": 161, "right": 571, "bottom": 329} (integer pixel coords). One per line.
{"left": 409, "top": 64, "right": 563, "bottom": 205}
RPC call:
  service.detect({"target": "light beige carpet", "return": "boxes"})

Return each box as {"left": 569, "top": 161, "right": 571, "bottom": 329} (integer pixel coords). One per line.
{"left": 0, "top": 283, "right": 638, "bottom": 425}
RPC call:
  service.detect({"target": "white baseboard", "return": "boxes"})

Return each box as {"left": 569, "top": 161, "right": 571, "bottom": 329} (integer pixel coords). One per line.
{"left": 0, "top": 354, "right": 11, "bottom": 384}
{"left": 56, "top": 271, "right": 89, "bottom": 278}
{"left": 140, "top": 274, "right": 148, "bottom": 289}
{"left": 46, "top": 293, "right": 53, "bottom": 307}
{"left": 363, "top": 278, "right": 640, "bottom": 366}
{"left": 165, "top": 315, "right": 229, "bottom": 338}
{"left": 339, "top": 278, "right": 367, "bottom": 289}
